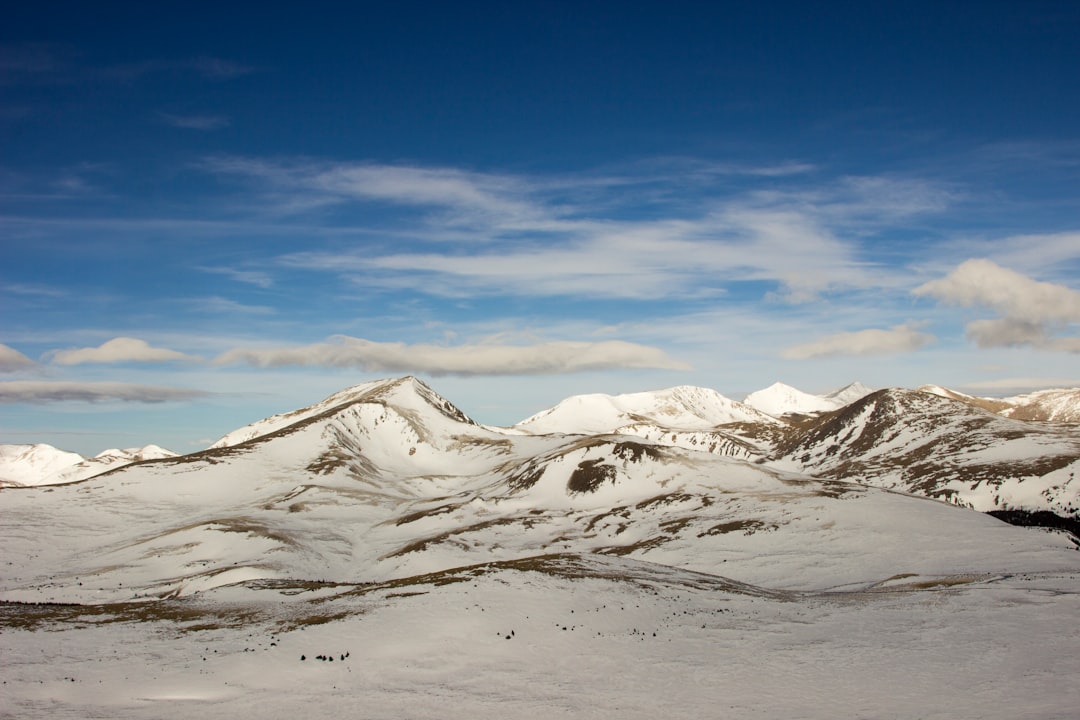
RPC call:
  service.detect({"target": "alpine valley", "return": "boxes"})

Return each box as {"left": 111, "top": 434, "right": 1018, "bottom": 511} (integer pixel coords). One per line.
{"left": 3, "top": 377, "right": 1079, "bottom": 719}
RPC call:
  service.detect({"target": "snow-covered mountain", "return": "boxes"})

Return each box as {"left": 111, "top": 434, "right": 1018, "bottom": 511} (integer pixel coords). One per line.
{"left": 1000, "top": 387, "right": 1080, "bottom": 422}
{"left": 512, "top": 384, "right": 782, "bottom": 462}
{"left": 743, "top": 381, "right": 874, "bottom": 417}
{"left": 514, "top": 384, "right": 775, "bottom": 434}
{"left": 2, "top": 376, "right": 1076, "bottom": 604}
{"left": 922, "top": 385, "right": 1080, "bottom": 423}
{"left": 0, "top": 443, "right": 84, "bottom": 487}
{"left": 0, "top": 443, "right": 176, "bottom": 487}
{"left": 3, "top": 376, "right": 1079, "bottom": 718}
{"left": 775, "top": 388, "right": 1080, "bottom": 516}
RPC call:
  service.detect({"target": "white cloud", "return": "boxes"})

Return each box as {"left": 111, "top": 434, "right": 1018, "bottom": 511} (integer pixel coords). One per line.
{"left": 782, "top": 324, "right": 935, "bottom": 359}
{"left": 46, "top": 338, "right": 200, "bottom": 365}
{"left": 0, "top": 381, "right": 209, "bottom": 403}
{"left": 214, "top": 335, "right": 691, "bottom": 376}
{"left": 0, "top": 343, "right": 36, "bottom": 372}
{"left": 209, "top": 157, "right": 949, "bottom": 303}
{"left": 913, "top": 258, "right": 1080, "bottom": 321}
{"left": 913, "top": 259, "right": 1080, "bottom": 352}
{"left": 205, "top": 157, "right": 543, "bottom": 228}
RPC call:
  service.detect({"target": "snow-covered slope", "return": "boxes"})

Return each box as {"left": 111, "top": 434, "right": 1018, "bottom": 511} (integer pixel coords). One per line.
{"left": 920, "top": 385, "right": 1080, "bottom": 423}
{"left": 515, "top": 385, "right": 776, "bottom": 434}
{"left": 999, "top": 387, "right": 1080, "bottom": 422}
{"left": 3, "top": 377, "right": 1077, "bottom": 606}
{"left": 4, "top": 376, "right": 1079, "bottom": 718}
{"left": 743, "top": 381, "right": 873, "bottom": 417}
{"left": 776, "top": 388, "right": 1080, "bottom": 516}
{"left": 0, "top": 443, "right": 84, "bottom": 487}
{"left": 0, "top": 443, "right": 176, "bottom": 487}
{"left": 210, "top": 376, "right": 477, "bottom": 448}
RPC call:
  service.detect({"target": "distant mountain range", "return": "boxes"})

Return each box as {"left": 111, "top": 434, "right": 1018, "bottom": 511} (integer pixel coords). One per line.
{"left": 0, "top": 443, "right": 176, "bottom": 487}
{"left": 3, "top": 379, "right": 1078, "bottom": 521}
{"left": 2, "top": 376, "right": 1077, "bottom": 607}
{"left": 4, "top": 376, "right": 1079, "bottom": 718}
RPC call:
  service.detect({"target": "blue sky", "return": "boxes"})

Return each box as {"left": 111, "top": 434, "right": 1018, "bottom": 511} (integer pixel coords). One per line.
{"left": 3, "top": 1, "right": 1080, "bottom": 455}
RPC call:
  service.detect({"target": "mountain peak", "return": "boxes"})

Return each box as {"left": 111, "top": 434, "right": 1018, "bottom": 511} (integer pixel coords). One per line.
{"left": 515, "top": 384, "right": 773, "bottom": 435}
{"left": 209, "top": 376, "right": 475, "bottom": 450}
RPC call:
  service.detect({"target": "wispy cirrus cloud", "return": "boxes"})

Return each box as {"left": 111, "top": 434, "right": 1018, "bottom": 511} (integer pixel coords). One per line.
{"left": 0, "top": 381, "right": 209, "bottom": 403}
{"left": 214, "top": 335, "right": 691, "bottom": 376}
{"left": 195, "top": 266, "right": 273, "bottom": 288}
{"left": 203, "top": 157, "right": 543, "bottom": 227}
{"left": 159, "top": 113, "right": 230, "bottom": 130}
{"left": 187, "top": 297, "right": 275, "bottom": 316}
{"left": 782, "top": 323, "right": 935, "bottom": 359}
{"left": 45, "top": 337, "right": 200, "bottom": 366}
{"left": 100, "top": 56, "right": 255, "bottom": 82}
{"left": 914, "top": 259, "right": 1080, "bottom": 352}
{"left": 233, "top": 158, "right": 946, "bottom": 303}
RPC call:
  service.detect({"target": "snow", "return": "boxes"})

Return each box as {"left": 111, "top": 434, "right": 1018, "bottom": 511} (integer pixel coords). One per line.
{"left": 0, "top": 443, "right": 85, "bottom": 486}
{"left": 3, "top": 556, "right": 1078, "bottom": 719}
{"left": 743, "top": 381, "right": 873, "bottom": 417}
{"left": 2, "top": 376, "right": 1079, "bottom": 718}
{"left": 0, "top": 443, "right": 177, "bottom": 487}
{"left": 515, "top": 385, "right": 776, "bottom": 435}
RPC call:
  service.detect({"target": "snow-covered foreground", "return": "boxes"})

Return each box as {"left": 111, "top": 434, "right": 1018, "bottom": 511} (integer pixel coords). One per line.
{"left": 3, "top": 378, "right": 1079, "bottom": 718}
{"left": 4, "top": 554, "right": 1079, "bottom": 719}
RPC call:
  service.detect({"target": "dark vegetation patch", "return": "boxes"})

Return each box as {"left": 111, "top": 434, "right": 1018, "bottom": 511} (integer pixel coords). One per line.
{"left": 598, "top": 535, "right": 670, "bottom": 556}
{"left": 567, "top": 459, "right": 617, "bottom": 494}
{"left": 507, "top": 463, "right": 545, "bottom": 492}
{"left": 582, "top": 507, "right": 631, "bottom": 534}
{"left": 0, "top": 598, "right": 267, "bottom": 632}
{"left": 634, "top": 493, "right": 695, "bottom": 511}
{"left": 380, "top": 515, "right": 548, "bottom": 559}
{"left": 697, "top": 519, "right": 774, "bottom": 537}
{"left": 610, "top": 441, "right": 664, "bottom": 463}
{"left": 659, "top": 517, "right": 695, "bottom": 534}
{"left": 392, "top": 503, "right": 460, "bottom": 526}
{"left": 988, "top": 510, "right": 1080, "bottom": 545}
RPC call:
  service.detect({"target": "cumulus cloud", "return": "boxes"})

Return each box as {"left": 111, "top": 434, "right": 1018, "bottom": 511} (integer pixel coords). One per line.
{"left": 46, "top": 338, "right": 200, "bottom": 366}
{"left": 782, "top": 324, "right": 934, "bottom": 359}
{"left": 913, "top": 259, "right": 1080, "bottom": 352}
{"left": 0, "top": 381, "right": 209, "bottom": 403}
{"left": 214, "top": 335, "right": 691, "bottom": 375}
{"left": 0, "top": 343, "right": 37, "bottom": 372}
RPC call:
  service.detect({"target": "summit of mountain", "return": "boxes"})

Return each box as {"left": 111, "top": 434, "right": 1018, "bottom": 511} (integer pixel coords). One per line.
{"left": 514, "top": 384, "right": 777, "bottom": 435}
{"left": 210, "top": 376, "right": 477, "bottom": 450}
{"left": 743, "top": 381, "right": 874, "bottom": 418}
{"left": 0, "top": 443, "right": 177, "bottom": 487}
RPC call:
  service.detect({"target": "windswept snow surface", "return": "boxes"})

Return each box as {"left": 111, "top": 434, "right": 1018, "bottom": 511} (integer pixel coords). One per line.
{"left": 3, "top": 555, "right": 1078, "bottom": 720}
{"left": 3, "top": 376, "right": 1079, "bottom": 718}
